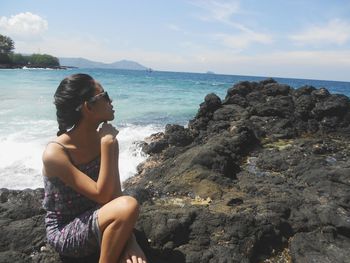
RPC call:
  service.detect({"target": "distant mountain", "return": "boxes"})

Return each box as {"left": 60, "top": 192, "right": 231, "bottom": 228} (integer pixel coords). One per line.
{"left": 59, "top": 57, "right": 148, "bottom": 70}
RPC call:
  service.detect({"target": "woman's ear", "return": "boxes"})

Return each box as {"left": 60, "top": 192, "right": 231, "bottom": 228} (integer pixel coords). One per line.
{"left": 82, "top": 101, "right": 92, "bottom": 112}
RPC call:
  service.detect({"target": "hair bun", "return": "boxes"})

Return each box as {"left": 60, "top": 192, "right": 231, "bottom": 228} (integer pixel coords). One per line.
{"left": 57, "top": 129, "right": 67, "bottom": 137}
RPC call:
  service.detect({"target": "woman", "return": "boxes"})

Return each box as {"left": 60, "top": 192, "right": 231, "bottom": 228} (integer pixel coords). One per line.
{"left": 42, "top": 73, "right": 147, "bottom": 263}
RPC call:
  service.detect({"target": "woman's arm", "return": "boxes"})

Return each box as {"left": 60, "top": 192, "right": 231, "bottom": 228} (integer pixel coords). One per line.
{"left": 111, "top": 139, "right": 123, "bottom": 198}
{"left": 95, "top": 136, "right": 119, "bottom": 202}
{"left": 42, "top": 124, "right": 120, "bottom": 204}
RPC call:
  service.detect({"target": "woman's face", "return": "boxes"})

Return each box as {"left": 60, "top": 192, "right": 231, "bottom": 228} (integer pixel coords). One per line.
{"left": 90, "top": 81, "right": 115, "bottom": 122}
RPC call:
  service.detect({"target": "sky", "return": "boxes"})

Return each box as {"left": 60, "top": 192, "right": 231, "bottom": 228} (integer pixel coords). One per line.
{"left": 1, "top": 0, "right": 350, "bottom": 81}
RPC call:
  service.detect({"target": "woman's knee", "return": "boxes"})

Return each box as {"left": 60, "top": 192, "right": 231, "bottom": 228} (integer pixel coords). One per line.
{"left": 108, "top": 196, "right": 139, "bottom": 222}
{"left": 116, "top": 195, "right": 139, "bottom": 218}
{"left": 98, "top": 196, "right": 139, "bottom": 231}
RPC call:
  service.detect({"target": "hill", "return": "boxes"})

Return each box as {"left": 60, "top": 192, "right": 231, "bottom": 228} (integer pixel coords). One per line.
{"left": 59, "top": 57, "right": 148, "bottom": 70}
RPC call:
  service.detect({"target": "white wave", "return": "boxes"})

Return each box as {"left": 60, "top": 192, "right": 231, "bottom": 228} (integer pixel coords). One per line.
{"left": 0, "top": 109, "right": 14, "bottom": 116}
{"left": 117, "top": 123, "right": 163, "bottom": 183}
{"left": 0, "top": 161, "right": 43, "bottom": 189}
{"left": 0, "top": 119, "right": 56, "bottom": 189}
{"left": 22, "top": 67, "right": 54, "bottom": 70}
{"left": 0, "top": 122, "right": 162, "bottom": 189}
{"left": 0, "top": 134, "right": 49, "bottom": 189}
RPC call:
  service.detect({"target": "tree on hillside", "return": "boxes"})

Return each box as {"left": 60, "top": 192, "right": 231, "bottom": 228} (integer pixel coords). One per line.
{"left": 29, "top": 54, "right": 59, "bottom": 67}
{"left": 0, "top": 34, "right": 60, "bottom": 68}
{"left": 10, "top": 53, "right": 29, "bottom": 65}
{"left": 0, "top": 34, "right": 15, "bottom": 63}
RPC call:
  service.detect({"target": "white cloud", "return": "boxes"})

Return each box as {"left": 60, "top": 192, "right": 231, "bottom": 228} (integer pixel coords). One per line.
{"left": 190, "top": 0, "right": 273, "bottom": 49}
{"left": 191, "top": 0, "right": 250, "bottom": 32}
{"left": 216, "top": 32, "right": 272, "bottom": 49}
{"left": 290, "top": 19, "right": 350, "bottom": 46}
{"left": 15, "top": 35, "right": 113, "bottom": 60}
{"left": 166, "top": 23, "right": 190, "bottom": 35}
{"left": 0, "top": 12, "right": 48, "bottom": 39}
{"left": 167, "top": 24, "right": 182, "bottom": 32}
{"left": 191, "top": 0, "right": 240, "bottom": 23}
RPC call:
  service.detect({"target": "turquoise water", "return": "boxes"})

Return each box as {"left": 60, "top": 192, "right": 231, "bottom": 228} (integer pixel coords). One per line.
{"left": 0, "top": 68, "right": 349, "bottom": 189}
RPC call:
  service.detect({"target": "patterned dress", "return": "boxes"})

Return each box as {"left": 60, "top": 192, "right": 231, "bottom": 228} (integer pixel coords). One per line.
{"left": 43, "top": 142, "right": 102, "bottom": 257}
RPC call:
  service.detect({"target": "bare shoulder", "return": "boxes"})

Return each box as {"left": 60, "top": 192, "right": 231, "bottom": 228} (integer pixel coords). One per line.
{"left": 43, "top": 134, "right": 71, "bottom": 162}
{"left": 42, "top": 142, "right": 70, "bottom": 177}
{"left": 43, "top": 142, "right": 64, "bottom": 162}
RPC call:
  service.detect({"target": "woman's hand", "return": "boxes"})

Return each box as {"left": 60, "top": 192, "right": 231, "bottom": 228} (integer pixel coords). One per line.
{"left": 99, "top": 122, "right": 119, "bottom": 144}
{"left": 119, "top": 235, "right": 147, "bottom": 263}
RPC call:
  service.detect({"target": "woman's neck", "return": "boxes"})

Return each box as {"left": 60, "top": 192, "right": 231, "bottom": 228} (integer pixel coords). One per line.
{"left": 68, "top": 120, "right": 101, "bottom": 146}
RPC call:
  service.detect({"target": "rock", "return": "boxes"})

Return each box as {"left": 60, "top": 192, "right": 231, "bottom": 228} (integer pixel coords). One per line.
{"left": 294, "top": 94, "right": 315, "bottom": 120}
{"left": 196, "top": 93, "right": 221, "bottom": 118}
{"left": 0, "top": 189, "right": 48, "bottom": 262}
{"left": 260, "top": 83, "right": 291, "bottom": 96}
{"left": 225, "top": 81, "right": 255, "bottom": 98}
{"left": 164, "top": 124, "right": 193, "bottom": 147}
{"left": 213, "top": 105, "right": 247, "bottom": 122}
{"left": 290, "top": 227, "right": 350, "bottom": 263}
{"left": 293, "top": 85, "right": 316, "bottom": 97}
{"left": 259, "top": 77, "right": 277, "bottom": 85}
{"left": 253, "top": 96, "right": 294, "bottom": 118}
{"left": 312, "top": 94, "right": 349, "bottom": 120}
{"left": 222, "top": 94, "right": 248, "bottom": 107}
{"left": 312, "top": 87, "right": 331, "bottom": 99}
{"left": 142, "top": 139, "right": 169, "bottom": 154}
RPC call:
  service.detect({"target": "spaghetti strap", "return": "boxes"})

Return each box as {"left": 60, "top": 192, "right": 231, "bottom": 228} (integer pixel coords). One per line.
{"left": 48, "top": 141, "right": 75, "bottom": 165}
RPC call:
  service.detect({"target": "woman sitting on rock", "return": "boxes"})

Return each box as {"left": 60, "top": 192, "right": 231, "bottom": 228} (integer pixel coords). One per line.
{"left": 42, "top": 73, "right": 147, "bottom": 263}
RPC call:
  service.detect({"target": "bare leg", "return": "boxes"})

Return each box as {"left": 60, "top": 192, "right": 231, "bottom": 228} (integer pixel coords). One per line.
{"left": 97, "top": 196, "right": 139, "bottom": 263}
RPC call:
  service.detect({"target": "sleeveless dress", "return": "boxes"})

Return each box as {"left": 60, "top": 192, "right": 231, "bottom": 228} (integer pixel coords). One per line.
{"left": 42, "top": 142, "right": 102, "bottom": 257}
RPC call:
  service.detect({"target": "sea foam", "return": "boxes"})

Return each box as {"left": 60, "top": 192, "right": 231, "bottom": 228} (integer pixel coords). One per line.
{"left": 0, "top": 122, "right": 162, "bottom": 189}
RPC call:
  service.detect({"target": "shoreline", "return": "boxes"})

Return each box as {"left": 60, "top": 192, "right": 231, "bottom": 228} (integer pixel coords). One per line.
{"left": 0, "top": 64, "right": 77, "bottom": 70}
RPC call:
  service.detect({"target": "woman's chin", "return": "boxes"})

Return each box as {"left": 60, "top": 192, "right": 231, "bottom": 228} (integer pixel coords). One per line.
{"left": 100, "top": 115, "right": 114, "bottom": 123}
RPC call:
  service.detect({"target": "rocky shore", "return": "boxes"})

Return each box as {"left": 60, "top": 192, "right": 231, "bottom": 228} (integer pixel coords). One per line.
{"left": 1, "top": 78, "right": 350, "bottom": 262}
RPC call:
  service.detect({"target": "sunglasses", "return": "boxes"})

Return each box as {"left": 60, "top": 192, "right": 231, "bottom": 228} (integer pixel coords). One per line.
{"left": 75, "top": 91, "right": 111, "bottom": 111}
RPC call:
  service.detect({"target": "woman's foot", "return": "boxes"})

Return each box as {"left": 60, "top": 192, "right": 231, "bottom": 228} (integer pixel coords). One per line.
{"left": 119, "top": 235, "right": 147, "bottom": 263}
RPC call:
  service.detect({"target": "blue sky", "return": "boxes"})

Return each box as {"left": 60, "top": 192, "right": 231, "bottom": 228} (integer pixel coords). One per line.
{"left": 1, "top": 0, "right": 350, "bottom": 81}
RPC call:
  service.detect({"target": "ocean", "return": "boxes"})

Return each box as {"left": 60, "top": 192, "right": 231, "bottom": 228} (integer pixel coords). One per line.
{"left": 0, "top": 68, "right": 349, "bottom": 189}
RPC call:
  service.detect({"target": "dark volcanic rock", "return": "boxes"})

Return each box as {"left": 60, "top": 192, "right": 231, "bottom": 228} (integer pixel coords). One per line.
{"left": 143, "top": 139, "right": 169, "bottom": 154}
{"left": 253, "top": 96, "right": 294, "bottom": 118}
{"left": 197, "top": 93, "right": 222, "bottom": 118}
{"left": 2, "top": 79, "right": 350, "bottom": 262}
{"left": 260, "top": 83, "right": 291, "bottom": 96}
{"left": 0, "top": 189, "right": 50, "bottom": 263}
{"left": 225, "top": 81, "right": 255, "bottom": 98}
{"left": 293, "top": 85, "right": 316, "bottom": 97}
{"left": 312, "top": 94, "right": 349, "bottom": 120}
{"left": 290, "top": 227, "right": 350, "bottom": 263}
{"left": 124, "top": 79, "right": 350, "bottom": 262}
{"left": 164, "top": 124, "right": 193, "bottom": 147}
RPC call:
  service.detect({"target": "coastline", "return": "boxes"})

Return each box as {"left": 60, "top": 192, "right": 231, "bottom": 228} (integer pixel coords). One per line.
{"left": 1, "top": 78, "right": 350, "bottom": 262}
{"left": 0, "top": 64, "right": 76, "bottom": 70}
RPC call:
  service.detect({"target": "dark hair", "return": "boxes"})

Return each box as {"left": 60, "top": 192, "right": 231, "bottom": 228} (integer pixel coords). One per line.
{"left": 54, "top": 73, "right": 96, "bottom": 136}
